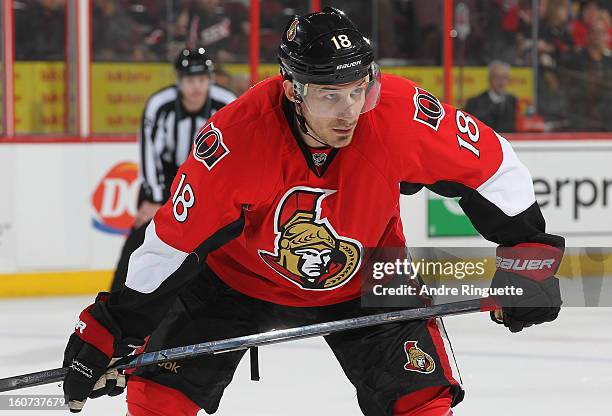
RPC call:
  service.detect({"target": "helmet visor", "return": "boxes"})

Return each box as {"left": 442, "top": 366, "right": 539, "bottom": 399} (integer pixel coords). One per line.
{"left": 299, "top": 63, "right": 381, "bottom": 118}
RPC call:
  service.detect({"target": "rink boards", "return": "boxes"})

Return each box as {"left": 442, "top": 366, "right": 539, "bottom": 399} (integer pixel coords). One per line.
{"left": 0, "top": 138, "right": 611, "bottom": 296}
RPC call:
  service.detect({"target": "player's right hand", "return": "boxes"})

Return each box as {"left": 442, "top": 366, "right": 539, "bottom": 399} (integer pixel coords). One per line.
{"left": 62, "top": 292, "right": 142, "bottom": 413}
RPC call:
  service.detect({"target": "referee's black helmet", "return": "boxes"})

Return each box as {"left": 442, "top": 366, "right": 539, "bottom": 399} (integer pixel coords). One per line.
{"left": 175, "top": 48, "right": 214, "bottom": 77}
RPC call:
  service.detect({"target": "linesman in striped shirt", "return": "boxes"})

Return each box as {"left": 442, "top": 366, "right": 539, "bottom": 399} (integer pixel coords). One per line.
{"left": 111, "top": 47, "right": 237, "bottom": 291}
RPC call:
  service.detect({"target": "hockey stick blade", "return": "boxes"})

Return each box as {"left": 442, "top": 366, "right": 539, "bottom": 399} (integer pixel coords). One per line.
{"left": 0, "top": 298, "right": 494, "bottom": 392}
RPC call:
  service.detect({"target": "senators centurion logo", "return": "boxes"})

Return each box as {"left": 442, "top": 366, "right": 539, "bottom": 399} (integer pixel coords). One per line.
{"left": 413, "top": 87, "right": 445, "bottom": 131}
{"left": 259, "top": 186, "right": 363, "bottom": 290}
{"left": 403, "top": 341, "right": 436, "bottom": 374}
{"left": 193, "top": 122, "right": 229, "bottom": 170}
{"left": 287, "top": 18, "right": 299, "bottom": 42}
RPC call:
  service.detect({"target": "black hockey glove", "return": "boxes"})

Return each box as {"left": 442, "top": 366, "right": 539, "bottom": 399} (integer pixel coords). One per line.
{"left": 63, "top": 292, "right": 143, "bottom": 413}
{"left": 490, "top": 236, "right": 564, "bottom": 333}
{"left": 490, "top": 271, "right": 562, "bottom": 332}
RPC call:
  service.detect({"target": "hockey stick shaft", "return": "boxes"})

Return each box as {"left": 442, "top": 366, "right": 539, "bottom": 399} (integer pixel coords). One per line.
{"left": 0, "top": 298, "right": 494, "bottom": 392}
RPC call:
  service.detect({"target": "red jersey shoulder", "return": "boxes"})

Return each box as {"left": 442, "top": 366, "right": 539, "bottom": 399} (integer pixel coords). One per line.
{"left": 375, "top": 74, "right": 445, "bottom": 132}
{"left": 191, "top": 76, "right": 286, "bottom": 171}
{"left": 369, "top": 73, "right": 503, "bottom": 188}
{"left": 360, "top": 75, "right": 432, "bottom": 174}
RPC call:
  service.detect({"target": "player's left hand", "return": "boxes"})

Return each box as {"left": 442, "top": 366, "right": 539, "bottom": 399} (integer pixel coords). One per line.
{"left": 489, "top": 238, "right": 564, "bottom": 333}
{"left": 490, "top": 271, "right": 561, "bottom": 333}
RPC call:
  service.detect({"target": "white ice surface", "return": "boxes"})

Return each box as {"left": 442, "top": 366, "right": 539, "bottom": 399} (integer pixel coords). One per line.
{"left": 0, "top": 296, "right": 610, "bottom": 415}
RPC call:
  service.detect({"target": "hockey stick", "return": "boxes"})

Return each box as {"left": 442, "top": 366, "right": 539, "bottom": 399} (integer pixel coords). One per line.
{"left": 0, "top": 298, "right": 495, "bottom": 392}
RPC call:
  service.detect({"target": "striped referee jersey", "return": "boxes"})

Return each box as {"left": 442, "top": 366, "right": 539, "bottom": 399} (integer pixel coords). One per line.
{"left": 140, "top": 84, "right": 236, "bottom": 203}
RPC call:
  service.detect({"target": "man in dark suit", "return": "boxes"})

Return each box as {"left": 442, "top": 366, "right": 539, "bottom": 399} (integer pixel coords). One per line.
{"left": 465, "top": 61, "right": 518, "bottom": 132}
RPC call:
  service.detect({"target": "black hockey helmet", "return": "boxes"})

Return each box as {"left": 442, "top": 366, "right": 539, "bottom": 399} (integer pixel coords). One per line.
{"left": 175, "top": 47, "right": 214, "bottom": 77}
{"left": 278, "top": 7, "right": 375, "bottom": 85}
{"left": 278, "top": 7, "right": 381, "bottom": 120}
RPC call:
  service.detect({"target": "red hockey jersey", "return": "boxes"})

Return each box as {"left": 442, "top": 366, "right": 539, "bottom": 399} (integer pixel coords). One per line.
{"left": 112, "top": 74, "right": 547, "bottom": 336}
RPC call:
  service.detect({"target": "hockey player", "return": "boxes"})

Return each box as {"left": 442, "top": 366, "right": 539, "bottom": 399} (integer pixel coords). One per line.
{"left": 63, "top": 8, "right": 564, "bottom": 416}
{"left": 110, "top": 47, "right": 236, "bottom": 291}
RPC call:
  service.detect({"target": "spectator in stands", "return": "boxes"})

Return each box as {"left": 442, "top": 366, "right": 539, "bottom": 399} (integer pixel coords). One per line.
{"left": 450, "top": 0, "right": 487, "bottom": 65}
{"left": 566, "top": 16, "right": 611, "bottom": 130}
{"left": 174, "top": 0, "right": 249, "bottom": 63}
{"left": 538, "top": 0, "right": 575, "bottom": 127}
{"left": 403, "top": 0, "right": 482, "bottom": 65}
{"left": 260, "top": 0, "right": 290, "bottom": 33}
{"left": 411, "top": 1, "right": 442, "bottom": 64}
{"left": 514, "top": 0, "right": 540, "bottom": 64}
{"left": 602, "top": 6, "right": 612, "bottom": 50}
{"left": 465, "top": 61, "right": 518, "bottom": 133}
{"left": 582, "top": 0, "right": 612, "bottom": 46}
{"left": 259, "top": 0, "right": 291, "bottom": 63}
{"left": 370, "top": 0, "right": 403, "bottom": 61}
{"left": 124, "top": 0, "right": 175, "bottom": 60}
{"left": 539, "top": 0, "right": 575, "bottom": 67}
{"left": 482, "top": 0, "right": 519, "bottom": 64}
{"left": 571, "top": 1, "right": 602, "bottom": 49}
{"left": 15, "top": 0, "right": 65, "bottom": 60}
{"left": 381, "top": 0, "right": 419, "bottom": 62}
{"left": 93, "top": 0, "right": 148, "bottom": 61}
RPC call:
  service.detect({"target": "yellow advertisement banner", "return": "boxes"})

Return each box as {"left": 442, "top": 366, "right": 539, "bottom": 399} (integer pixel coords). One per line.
{"left": 10, "top": 62, "right": 533, "bottom": 135}
{"left": 382, "top": 66, "right": 534, "bottom": 109}
{"left": 219, "top": 64, "right": 534, "bottom": 109}
{"left": 14, "top": 61, "right": 66, "bottom": 134}
{"left": 91, "top": 63, "right": 175, "bottom": 134}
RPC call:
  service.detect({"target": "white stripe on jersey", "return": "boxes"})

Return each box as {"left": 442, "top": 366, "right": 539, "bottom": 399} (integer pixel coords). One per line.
{"left": 436, "top": 318, "right": 462, "bottom": 385}
{"left": 164, "top": 111, "right": 177, "bottom": 161}
{"left": 125, "top": 220, "right": 190, "bottom": 294}
{"left": 141, "top": 87, "right": 177, "bottom": 202}
{"left": 139, "top": 84, "right": 235, "bottom": 202}
{"left": 209, "top": 84, "right": 237, "bottom": 104}
{"left": 144, "top": 87, "right": 177, "bottom": 122}
{"left": 176, "top": 116, "right": 194, "bottom": 165}
{"left": 477, "top": 133, "right": 536, "bottom": 217}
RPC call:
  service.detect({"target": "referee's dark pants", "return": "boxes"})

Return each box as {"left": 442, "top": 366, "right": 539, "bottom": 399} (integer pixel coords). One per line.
{"left": 110, "top": 222, "right": 149, "bottom": 292}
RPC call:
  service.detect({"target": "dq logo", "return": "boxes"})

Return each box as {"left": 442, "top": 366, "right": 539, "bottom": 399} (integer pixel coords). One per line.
{"left": 259, "top": 186, "right": 362, "bottom": 290}
{"left": 91, "top": 162, "right": 140, "bottom": 235}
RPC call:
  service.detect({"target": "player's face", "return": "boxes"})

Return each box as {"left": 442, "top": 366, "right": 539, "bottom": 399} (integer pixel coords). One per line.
{"left": 179, "top": 74, "right": 210, "bottom": 109}
{"left": 302, "top": 78, "right": 368, "bottom": 148}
